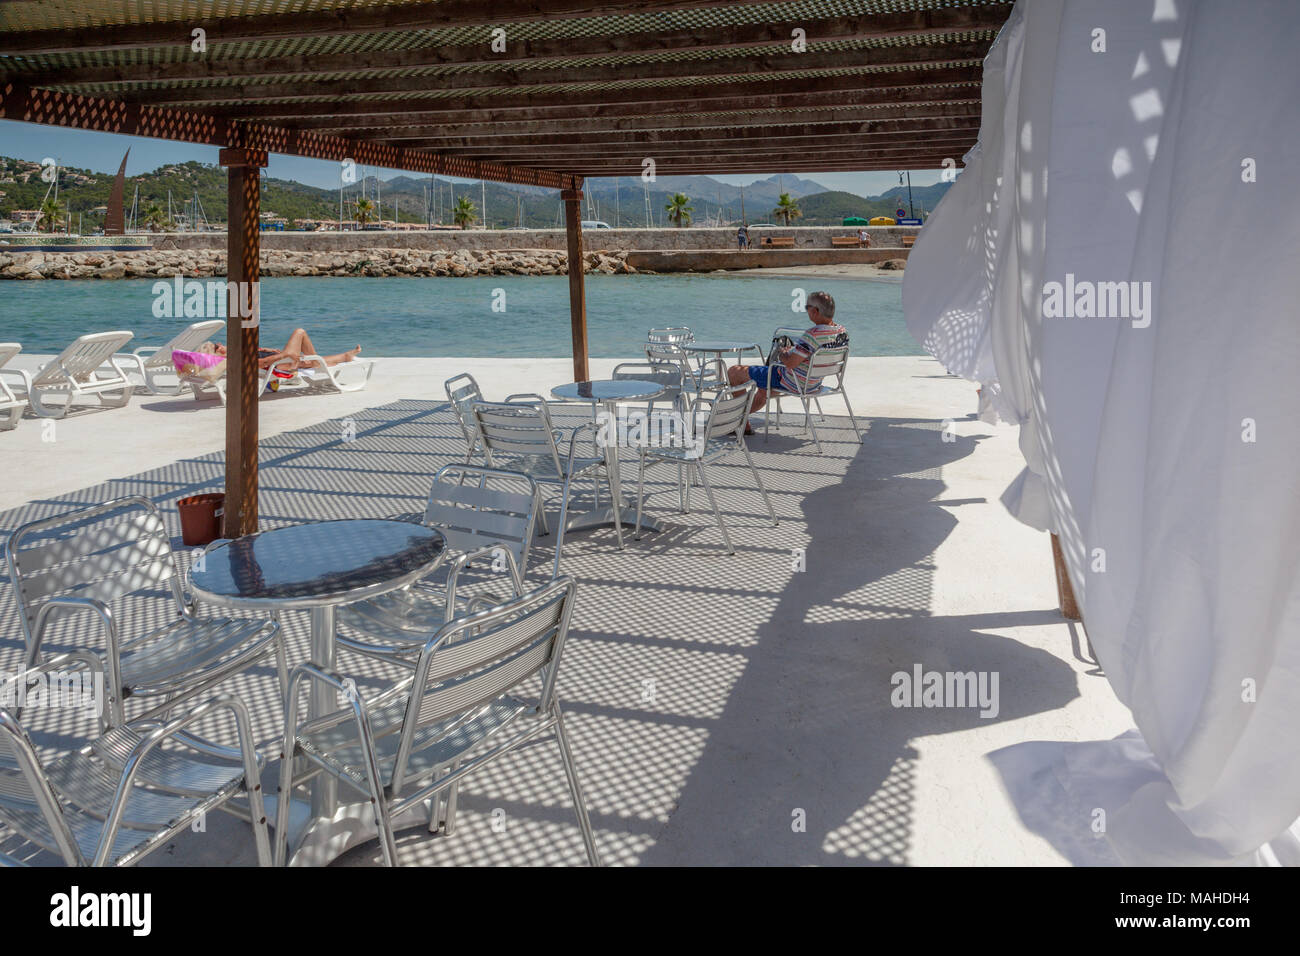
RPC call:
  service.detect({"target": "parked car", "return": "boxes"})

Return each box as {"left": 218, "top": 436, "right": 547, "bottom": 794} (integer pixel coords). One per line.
{"left": 581, "top": 220, "right": 611, "bottom": 229}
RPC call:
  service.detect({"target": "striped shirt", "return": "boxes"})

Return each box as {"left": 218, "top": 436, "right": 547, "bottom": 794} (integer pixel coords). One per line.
{"left": 778, "top": 323, "right": 849, "bottom": 392}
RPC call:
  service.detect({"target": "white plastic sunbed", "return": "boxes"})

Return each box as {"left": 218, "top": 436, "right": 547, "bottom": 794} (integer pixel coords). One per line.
{"left": 13, "top": 331, "right": 135, "bottom": 418}
{"left": 183, "top": 352, "right": 373, "bottom": 404}
{"left": 0, "top": 343, "right": 27, "bottom": 430}
{"left": 114, "top": 319, "right": 225, "bottom": 395}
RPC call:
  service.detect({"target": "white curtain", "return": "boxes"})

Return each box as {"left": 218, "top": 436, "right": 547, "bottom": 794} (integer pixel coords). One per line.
{"left": 905, "top": 0, "right": 1300, "bottom": 864}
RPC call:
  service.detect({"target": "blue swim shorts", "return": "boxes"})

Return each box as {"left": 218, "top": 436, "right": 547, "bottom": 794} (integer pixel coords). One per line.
{"left": 746, "top": 366, "right": 794, "bottom": 392}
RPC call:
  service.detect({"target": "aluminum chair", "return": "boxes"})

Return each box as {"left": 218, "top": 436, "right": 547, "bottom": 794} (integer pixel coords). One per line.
{"left": 635, "top": 381, "right": 778, "bottom": 554}
{"left": 473, "top": 400, "right": 621, "bottom": 576}
{"left": 276, "top": 577, "right": 600, "bottom": 866}
{"left": 645, "top": 340, "right": 726, "bottom": 398}
{"left": 0, "top": 652, "right": 270, "bottom": 867}
{"left": 611, "top": 361, "right": 685, "bottom": 414}
{"left": 444, "top": 372, "right": 486, "bottom": 462}
{"left": 646, "top": 326, "right": 694, "bottom": 345}
{"left": 763, "top": 345, "right": 862, "bottom": 453}
{"left": 337, "top": 465, "right": 542, "bottom": 667}
{"left": 445, "top": 373, "right": 572, "bottom": 462}
{"left": 4, "top": 496, "right": 288, "bottom": 725}
{"left": 0, "top": 343, "right": 26, "bottom": 430}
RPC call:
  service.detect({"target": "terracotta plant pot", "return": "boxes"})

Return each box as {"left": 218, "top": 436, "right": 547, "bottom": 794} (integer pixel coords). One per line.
{"left": 177, "top": 492, "right": 225, "bottom": 546}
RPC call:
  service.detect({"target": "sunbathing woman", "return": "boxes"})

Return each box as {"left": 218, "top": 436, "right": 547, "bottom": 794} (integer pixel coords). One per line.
{"left": 206, "top": 327, "right": 362, "bottom": 372}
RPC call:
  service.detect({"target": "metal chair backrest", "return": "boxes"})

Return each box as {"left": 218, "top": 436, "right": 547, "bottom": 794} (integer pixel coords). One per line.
{"left": 611, "top": 362, "right": 683, "bottom": 407}
{"left": 802, "top": 345, "right": 850, "bottom": 391}
{"left": 694, "top": 382, "right": 753, "bottom": 442}
{"left": 770, "top": 326, "right": 806, "bottom": 353}
{"left": 146, "top": 320, "right": 225, "bottom": 370}
{"left": 644, "top": 340, "right": 689, "bottom": 368}
{"left": 647, "top": 327, "right": 693, "bottom": 345}
{"left": 391, "top": 577, "right": 577, "bottom": 794}
{"left": 4, "top": 497, "right": 185, "bottom": 654}
{"left": 31, "top": 332, "right": 133, "bottom": 385}
{"left": 0, "top": 704, "right": 85, "bottom": 865}
{"left": 423, "top": 464, "right": 540, "bottom": 571}
{"left": 444, "top": 372, "right": 485, "bottom": 452}
{"left": 472, "top": 400, "right": 566, "bottom": 475}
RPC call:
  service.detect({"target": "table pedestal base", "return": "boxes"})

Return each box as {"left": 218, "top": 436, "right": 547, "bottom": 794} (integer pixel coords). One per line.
{"left": 266, "top": 793, "right": 438, "bottom": 867}
{"left": 564, "top": 500, "right": 661, "bottom": 534}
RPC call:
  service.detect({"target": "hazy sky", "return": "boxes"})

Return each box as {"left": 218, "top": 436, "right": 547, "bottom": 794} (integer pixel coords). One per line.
{"left": 0, "top": 120, "right": 951, "bottom": 195}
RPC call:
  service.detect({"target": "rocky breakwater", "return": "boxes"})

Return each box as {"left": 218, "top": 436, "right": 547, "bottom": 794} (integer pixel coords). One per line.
{"left": 0, "top": 247, "right": 637, "bottom": 280}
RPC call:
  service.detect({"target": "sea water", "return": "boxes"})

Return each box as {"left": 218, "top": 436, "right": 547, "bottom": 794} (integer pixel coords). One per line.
{"left": 0, "top": 272, "right": 917, "bottom": 357}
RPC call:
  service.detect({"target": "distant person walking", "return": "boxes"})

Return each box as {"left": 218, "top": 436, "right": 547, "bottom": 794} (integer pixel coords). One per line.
{"left": 737, "top": 224, "right": 749, "bottom": 250}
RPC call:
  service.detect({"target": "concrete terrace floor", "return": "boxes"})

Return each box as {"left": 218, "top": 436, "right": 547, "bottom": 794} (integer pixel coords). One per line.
{"left": 0, "top": 355, "right": 1133, "bottom": 865}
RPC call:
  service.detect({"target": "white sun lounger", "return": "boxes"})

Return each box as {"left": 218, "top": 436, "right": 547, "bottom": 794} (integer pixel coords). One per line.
{"left": 113, "top": 319, "right": 225, "bottom": 395}
{"left": 183, "top": 353, "right": 373, "bottom": 404}
{"left": 15, "top": 331, "right": 135, "bottom": 419}
{"left": 0, "top": 343, "right": 27, "bottom": 430}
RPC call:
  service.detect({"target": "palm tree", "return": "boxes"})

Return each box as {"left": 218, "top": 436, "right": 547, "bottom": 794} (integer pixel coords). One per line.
{"left": 452, "top": 196, "right": 477, "bottom": 230}
{"left": 665, "top": 193, "right": 693, "bottom": 228}
{"left": 39, "top": 197, "right": 66, "bottom": 234}
{"left": 772, "top": 192, "right": 802, "bottom": 225}
{"left": 141, "top": 202, "right": 171, "bottom": 233}
{"left": 353, "top": 196, "right": 375, "bottom": 228}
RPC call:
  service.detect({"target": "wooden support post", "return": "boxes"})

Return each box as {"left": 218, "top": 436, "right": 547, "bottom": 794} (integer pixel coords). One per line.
{"left": 1051, "top": 533, "right": 1081, "bottom": 621}
{"left": 562, "top": 187, "right": 589, "bottom": 382}
{"left": 219, "top": 147, "right": 268, "bottom": 539}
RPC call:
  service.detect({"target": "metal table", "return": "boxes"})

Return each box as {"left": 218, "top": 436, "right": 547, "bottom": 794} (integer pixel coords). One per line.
{"left": 680, "top": 338, "right": 761, "bottom": 388}
{"left": 189, "top": 518, "right": 447, "bottom": 865}
{"left": 680, "top": 339, "right": 763, "bottom": 361}
{"left": 551, "top": 379, "right": 665, "bottom": 534}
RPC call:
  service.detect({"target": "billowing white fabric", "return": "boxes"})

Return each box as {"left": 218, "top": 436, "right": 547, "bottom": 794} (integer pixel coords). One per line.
{"left": 906, "top": 0, "right": 1300, "bottom": 864}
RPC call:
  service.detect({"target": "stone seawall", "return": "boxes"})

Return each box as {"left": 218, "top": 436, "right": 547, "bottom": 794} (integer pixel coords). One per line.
{"left": 0, "top": 248, "right": 635, "bottom": 280}
{"left": 157, "top": 224, "right": 919, "bottom": 253}
{"left": 0, "top": 241, "right": 910, "bottom": 280}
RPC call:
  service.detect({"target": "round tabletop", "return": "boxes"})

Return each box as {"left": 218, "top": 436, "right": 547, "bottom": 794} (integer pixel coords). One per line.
{"left": 681, "top": 340, "right": 760, "bottom": 353}
{"left": 551, "top": 379, "right": 665, "bottom": 403}
{"left": 189, "top": 519, "right": 446, "bottom": 611}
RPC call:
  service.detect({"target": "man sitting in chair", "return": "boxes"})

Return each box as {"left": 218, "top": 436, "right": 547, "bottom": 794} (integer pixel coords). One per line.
{"left": 726, "top": 290, "right": 849, "bottom": 430}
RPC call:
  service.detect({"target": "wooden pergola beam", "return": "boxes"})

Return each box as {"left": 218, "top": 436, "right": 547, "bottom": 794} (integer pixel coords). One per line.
{"left": 0, "top": 0, "right": 732, "bottom": 55}
{"left": 406, "top": 148, "right": 978, "bottom": 172}
{"left": 102, "top": 42, "right": 991, "bottom": 107}
{"left": 14, "top": 6, "right": 1009, "bottom": 86}
{"left": 567, "top": 155, "right": 967, "bottom": 170}
{"left": 570, "top": 163, "right": 959, "bottom": 173}
{"left": 447, "top": 137, "right": 978, "bottom": 160}
{"left": 193, "top": 69, "right": 983, "bottom": 123}
{"left": 384, "top": 115, "right": 982, "bottom": 145}
{"left": 219, "top": 145, "right": 265, "bottom": 538}
{"left": 307, "top": 100, "right": 984, "bottom": 135}
{"left": 562, "top": 188, "right": 589, "bottom": 382}
{"left": 0, "top": 79, "right": 577, "bottom": 189}
{"left": 387, "top": 120, "right": 982, "bottom": 149}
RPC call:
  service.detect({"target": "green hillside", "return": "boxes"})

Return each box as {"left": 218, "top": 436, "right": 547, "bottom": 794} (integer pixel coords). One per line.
{"left": 785, "top": 190, "right": 900, "bottom": 225}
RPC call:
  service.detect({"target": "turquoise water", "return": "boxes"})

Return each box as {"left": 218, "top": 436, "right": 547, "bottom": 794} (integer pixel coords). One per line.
{"left": 0, "top": 273, "right": 917, "bottom": 357}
